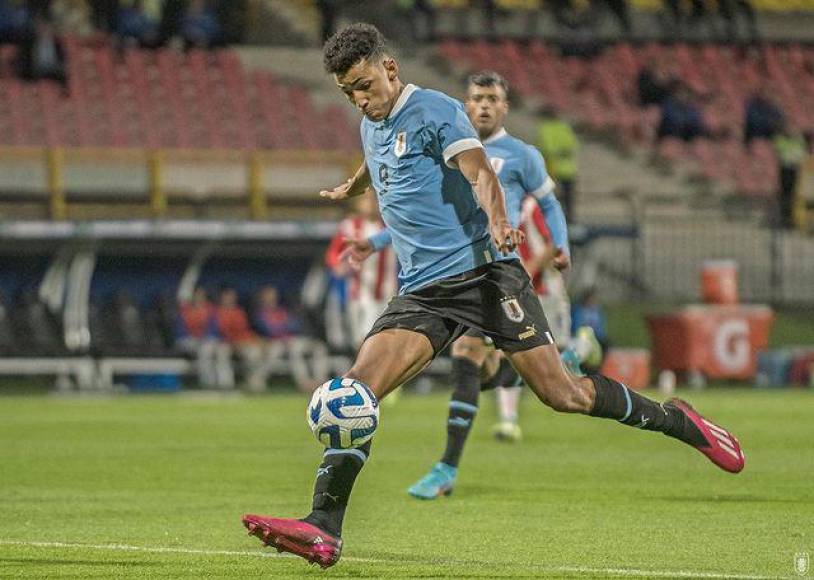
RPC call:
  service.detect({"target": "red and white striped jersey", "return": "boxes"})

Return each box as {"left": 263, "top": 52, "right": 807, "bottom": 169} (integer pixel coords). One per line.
{"left": 518, "top": 197, "right": 567, "bottom": 300}
{"left": 325, "top": 216, "right": 398, "bottom": 302}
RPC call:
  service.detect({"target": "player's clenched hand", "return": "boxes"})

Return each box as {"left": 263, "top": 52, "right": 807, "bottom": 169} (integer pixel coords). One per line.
{"left": 552, "top": 248, "right": 571, "bottom": 271}
{"left": 491, "top": 221, "right": 524, "bottom": 255}
{"left": 339, "top": 237, "right": 374, "bottom": 270}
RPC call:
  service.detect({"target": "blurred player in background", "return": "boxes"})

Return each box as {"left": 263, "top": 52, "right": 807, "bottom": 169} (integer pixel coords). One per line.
{"left": 325, "top": 193, "right": 397, "bottom": 349}
{"left": 401, "top": 70, "right": 577, "bottom": 498}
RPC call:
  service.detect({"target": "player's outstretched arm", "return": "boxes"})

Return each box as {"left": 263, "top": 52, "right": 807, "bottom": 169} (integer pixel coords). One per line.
{"left": 454, "top": 148, "right": 524, "bottom": 255}
{"left": 320, "top": 162, "right": 371, "bottom": 201}
{"left": 535, "top": 192, "right": 570, "bottom": 270}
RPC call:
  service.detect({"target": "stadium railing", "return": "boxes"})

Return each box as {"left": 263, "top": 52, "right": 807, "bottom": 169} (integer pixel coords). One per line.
{"left": 0, "top": 146, "right": 360, "bottom": 220}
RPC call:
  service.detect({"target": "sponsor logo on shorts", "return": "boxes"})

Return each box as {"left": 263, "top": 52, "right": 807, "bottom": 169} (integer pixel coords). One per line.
{"left": 501, "top": 296, "right": 525, "bottom": 323}
{"left": 518, "top": 324, "right": 537, "bottom": 340}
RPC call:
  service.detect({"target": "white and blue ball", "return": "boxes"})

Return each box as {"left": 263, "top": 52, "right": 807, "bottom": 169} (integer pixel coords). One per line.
{"left": 307, "top": 378, "right": 379, "bottom": 449}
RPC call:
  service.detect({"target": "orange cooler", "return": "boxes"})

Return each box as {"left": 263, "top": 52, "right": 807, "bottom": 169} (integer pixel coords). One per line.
{"left": 701, "top": 260, "right": 738, "bottom": 305}
{"left": 647, "top": 305, "right": 774, "bottom": 380}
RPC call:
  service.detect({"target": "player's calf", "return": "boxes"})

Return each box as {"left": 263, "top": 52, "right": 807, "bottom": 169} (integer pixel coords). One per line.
{"left": 588, "top": 374, "right": 745, "bottom": 473}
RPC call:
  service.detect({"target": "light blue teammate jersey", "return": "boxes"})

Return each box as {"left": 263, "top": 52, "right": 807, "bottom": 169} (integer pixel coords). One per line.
{"left": 482, "top": 128, "right": 556, "bottom": 228}
{"left": 362, "top": 84, "right": 516, "bottom": 294}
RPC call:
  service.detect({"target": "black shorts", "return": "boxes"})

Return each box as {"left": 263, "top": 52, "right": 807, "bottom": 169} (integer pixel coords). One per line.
{"left": 366, "top": 259, "right": 554, "bottom": 355}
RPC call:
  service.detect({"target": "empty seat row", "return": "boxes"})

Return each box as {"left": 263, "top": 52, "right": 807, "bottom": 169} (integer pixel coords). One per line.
{"left": 0, "top": 38, "right": 359, "bottom": 151}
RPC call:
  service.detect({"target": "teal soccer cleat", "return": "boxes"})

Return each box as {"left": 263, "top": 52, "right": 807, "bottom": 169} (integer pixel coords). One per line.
{"left": 561, "top": 348, "right": 584, "bottom": 376}
{"left": 407, "top": 462, "right": 457, "bottom": 500}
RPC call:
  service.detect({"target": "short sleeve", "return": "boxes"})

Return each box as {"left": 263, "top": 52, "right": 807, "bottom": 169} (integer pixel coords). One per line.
{"left": 524, "top": 145, "right": 555, "bottom": 198}
{"left": 427, "top": 95, "right": 483, "bottom": 167}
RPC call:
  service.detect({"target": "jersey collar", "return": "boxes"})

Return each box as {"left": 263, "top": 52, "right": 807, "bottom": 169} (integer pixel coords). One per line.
{"left": 482, "top": 127, "right": 508, "bottom": 144}
{"left": 387, "top": 83, "right": 418, "bottom": 120}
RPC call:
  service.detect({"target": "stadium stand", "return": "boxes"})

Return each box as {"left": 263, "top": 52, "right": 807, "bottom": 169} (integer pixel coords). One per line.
{"left": 0, "top": 38, "right": 357, "bottom": 151}
{"left": 437, "top": 39, "right": 814, "bottom": 197}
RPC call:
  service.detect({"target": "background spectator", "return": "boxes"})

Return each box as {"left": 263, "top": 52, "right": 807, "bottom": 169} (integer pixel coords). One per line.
{"left": 253, "top": 285, "right": 325, "bottom": 392}
{"left": 214, "top": 287, "right": 265, "bottom": 391}
{"left": 15, "top": 14, "right": 67, "bottom": 86}
{"left": 0, "top": 0, "right": 31, "bottom": 45}
{"left": 180, "top": 0, "right": 220, "bottom": 49}
{"left": 773, "top": 123, "right": 808, "bottom": 229}
{"left": 744, "top": 86, "right": 784, "bottom": 143}
{"left": 253, "top": 285, "right": 297, "bottom": 341}
{"left": 657, "top": 83, "right": 707, "bottom": 141}
{"left": 537, "top": 106, "right": 579, "bottom": 223}
{"left": 176, "top": 287, "right": 231, "bottom": 389}
{"left": 116, "top": 0, "right": 160, "bottom": 47}
{"left": 637, "top": 57, "right": 675, "bottom": 107}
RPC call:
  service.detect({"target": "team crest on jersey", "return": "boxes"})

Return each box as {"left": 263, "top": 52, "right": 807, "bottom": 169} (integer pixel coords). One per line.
{"left": 500, "top": 296, "right": 525, "bottom": 323}
{"left": 394, "top": 132, "right": 407, "bottom": 157}
{"left": 489, "top": 157, "right": 506, "bottom": 175}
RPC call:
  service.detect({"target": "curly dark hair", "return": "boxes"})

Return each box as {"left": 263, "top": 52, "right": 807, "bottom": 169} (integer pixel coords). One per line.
{"left": 323, "top": 23, "right": 389, "bottom": 75}
{"left": 467, "top": 70, "right": 510, "bottom": 99}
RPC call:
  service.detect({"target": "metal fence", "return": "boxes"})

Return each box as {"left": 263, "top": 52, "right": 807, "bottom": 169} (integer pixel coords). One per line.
{"left": 572, "top": 195, "right": 814, "bottom": 305}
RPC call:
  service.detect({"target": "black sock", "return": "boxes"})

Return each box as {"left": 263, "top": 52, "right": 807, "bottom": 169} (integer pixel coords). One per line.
{"left": 302, "top": 440, "right": 371, "bottom": 537}
{"left": 480, "top": 357, "right": 520, "bottom": 391}
{"left": 588, "top": 375, "right": 705, "bottom": 446}
{"left": 440, "top": 357, "right": 480, "bottom": 468}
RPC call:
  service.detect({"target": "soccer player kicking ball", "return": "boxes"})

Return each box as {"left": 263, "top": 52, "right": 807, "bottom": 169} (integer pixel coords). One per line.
{"left": 242, "top": 23, "right": 744, "bottom": 569}
{"left": 342, "top": 70, "right": 601, "bottom": 498}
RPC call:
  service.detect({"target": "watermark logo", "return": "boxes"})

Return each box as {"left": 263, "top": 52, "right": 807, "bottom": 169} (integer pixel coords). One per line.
{"left": 795, "top": 551, "right": 809, "bottom": 576}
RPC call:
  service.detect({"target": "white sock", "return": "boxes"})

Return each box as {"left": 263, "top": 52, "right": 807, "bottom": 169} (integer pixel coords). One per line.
{"left": 495, "top": 386, "right": 522, "bottom": 423}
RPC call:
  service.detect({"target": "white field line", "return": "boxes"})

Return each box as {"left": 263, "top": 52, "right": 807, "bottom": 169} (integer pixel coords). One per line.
{"left": 0, "top": 539, "right": 786, "bottom": 579}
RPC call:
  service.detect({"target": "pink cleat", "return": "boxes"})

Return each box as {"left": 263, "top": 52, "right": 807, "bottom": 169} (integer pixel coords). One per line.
{"left": 241, "top": 514, "right": 342, "bottom": 568}
{"left": 669, "top": 398, "right": 745, "bottom": 473}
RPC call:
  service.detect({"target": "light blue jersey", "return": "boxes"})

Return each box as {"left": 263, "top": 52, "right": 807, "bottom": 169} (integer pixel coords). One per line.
{"left": 482, "top": 128, "right": 555, "bottom": 227}
{"left": 362, "top": 84, "right": 516, "bottom": 294}
{"left": 369, "top": 125, "right": 570, "bottom": 266}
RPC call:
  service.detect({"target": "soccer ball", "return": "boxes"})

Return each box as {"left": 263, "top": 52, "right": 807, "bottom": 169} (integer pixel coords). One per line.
{"left": 307, "top": 378, "right": 379, "bottom": 449}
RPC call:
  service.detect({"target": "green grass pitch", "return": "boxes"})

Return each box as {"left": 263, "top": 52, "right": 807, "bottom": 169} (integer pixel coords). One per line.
{"left": 1, "top": 389, "right": 812, "bottom": 578}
